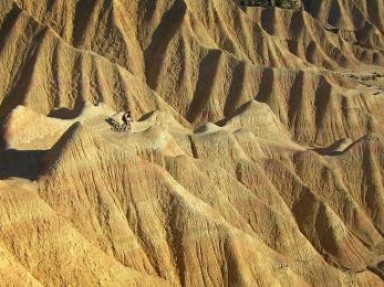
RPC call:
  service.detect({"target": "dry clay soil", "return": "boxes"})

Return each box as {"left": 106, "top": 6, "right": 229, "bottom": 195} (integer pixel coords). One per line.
{"left": 2, "top": 0, "right": 384, "bottom": 286}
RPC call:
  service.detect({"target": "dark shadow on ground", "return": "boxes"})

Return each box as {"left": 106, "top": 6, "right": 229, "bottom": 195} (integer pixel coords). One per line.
{"left": 105, "top": 117, "right": 118, "bottom": 127}
{"left": 312, "top": 148, "right": 344, "bottom": 156}
{"left": 105, "top": 117, "right": 114, "bottom": 126}
{"left": 138, "top": 111, "right": 156, "bottom": 122}
{"left": 48, "top": 106, "right": 84, "bottom": 120}
{"left": 312, "top": 138, "right": 353, "bottom": 156}
{"left": 0, "top": 125, "right": 7, "bottom": 150}
{"left": 105, "top": 117, "right": 127, "bottom": 132}
{"left": 0, "top": 149, "right": 47, "bottom": 180}
{"left": 216, "top": 100, "right": 254, "bottom": 127}
{"left": 48, "top": 99, "right": 85, "bottom": 120}
{"left": 368, "top": 261, "right": 384, "bottom": 281}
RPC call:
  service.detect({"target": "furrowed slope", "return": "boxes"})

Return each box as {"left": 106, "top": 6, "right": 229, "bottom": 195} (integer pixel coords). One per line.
{"left": 34, "top": 106, "right": 384, "bottom": 285}
{"left": 1, "top": 104, "right": 382, "bottom": 286}
{"left": 37, "top": 122, "right": 303, "bottom": 287}
{"left": 1, "top": 0, "right": 384, "bottom": 286}
{"left": 12, "top": 0, "right": 144, "bottom": 77}
{"left": 304, "top": 0, "right": 384, "bottom": 50}
{"left": 0, "top": 180, "right": 169, "bottom": 287}
{"left": 1, "top": 0, "right": 384, "bottom": 146}
{"left": 0, "top": 1, "right": 186, "bottom": 124}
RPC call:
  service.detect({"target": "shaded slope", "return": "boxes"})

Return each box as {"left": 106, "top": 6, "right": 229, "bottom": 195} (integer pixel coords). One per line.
{"left": 0, "top": 2, "right": 180, "bottom": 123}
{"left": 304, "top": 0, "right": 384, "bottom": 50}
{"left": 1, "top": 0, "right": 384, "bottom": 147}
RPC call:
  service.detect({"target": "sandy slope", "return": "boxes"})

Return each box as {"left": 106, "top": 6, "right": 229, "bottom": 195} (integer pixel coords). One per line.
{"left": 1, "top": 0, "right": 384, "bottom": 286}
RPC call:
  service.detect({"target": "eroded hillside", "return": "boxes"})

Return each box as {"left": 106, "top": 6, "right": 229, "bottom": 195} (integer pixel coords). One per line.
{"left": 1, "top": 0, "right": 384, "bottom": 286}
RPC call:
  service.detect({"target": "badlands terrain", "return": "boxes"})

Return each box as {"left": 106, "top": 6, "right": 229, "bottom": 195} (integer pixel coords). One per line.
{"left": 1, "top": 0, "right": 384, "bottom": 286}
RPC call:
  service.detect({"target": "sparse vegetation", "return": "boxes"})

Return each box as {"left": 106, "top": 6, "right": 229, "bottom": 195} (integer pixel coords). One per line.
{"left": 238, "top": 0, "right": 302, "bottom": 9}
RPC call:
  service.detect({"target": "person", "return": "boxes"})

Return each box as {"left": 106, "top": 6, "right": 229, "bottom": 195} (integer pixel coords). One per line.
{"left": 122, "top": 111, "right": 132, "bottom": 131}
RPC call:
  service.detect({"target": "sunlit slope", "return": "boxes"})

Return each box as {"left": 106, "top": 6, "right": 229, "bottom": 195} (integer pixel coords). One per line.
{"left": 1, "top": 0, "right": 384, "bottom": 145}
{"left": 1, "top": 0, "right": 384, "bottom": 286}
